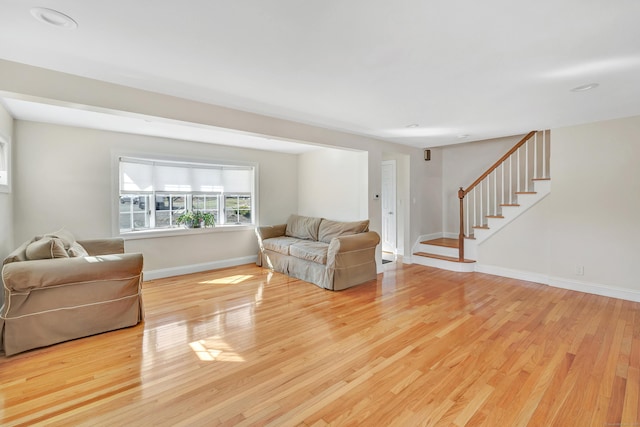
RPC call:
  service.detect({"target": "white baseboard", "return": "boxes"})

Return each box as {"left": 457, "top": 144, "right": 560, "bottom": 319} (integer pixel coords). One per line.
{"left": 474, "top": 264, "right": 548, "bottom": 285}
{"left": 548, "top": 276, "right": 640, "bottom": 303}
{"left": 475, "top": 263, "right": 640, "bottom": 303}
{"left": 144, "top": 255, "right": 258, "bottom": 281}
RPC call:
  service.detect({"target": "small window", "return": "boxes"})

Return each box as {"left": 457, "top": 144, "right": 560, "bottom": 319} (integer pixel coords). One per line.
{"left": 225, "top": 195, "right": 252, "bottom": 224}
{"left": 118, "top": 157, "right": 255, "bottom": 234}
{"left": 0, "top": 135, "right": 10, "bottom": 192}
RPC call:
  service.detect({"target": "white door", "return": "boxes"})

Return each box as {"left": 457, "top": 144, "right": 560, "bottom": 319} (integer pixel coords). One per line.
{"left": 381, "top": 160, "right": 397, "bottom": 254}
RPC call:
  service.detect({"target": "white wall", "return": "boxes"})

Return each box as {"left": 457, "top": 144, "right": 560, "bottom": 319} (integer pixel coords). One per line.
{"left": 478, "top": 115, "right": 640, "bottom": 295}
{"left": 298, "top": 147, "right": 368, "bottom": 221}
{"left": 441, "top": 135, "right": 523, "bottom": 235}
{"left": 13, "top": 121, "right": 298, "bottom": 273}
{"left": 0, "top": 103, "right": 13, "bottom": 258}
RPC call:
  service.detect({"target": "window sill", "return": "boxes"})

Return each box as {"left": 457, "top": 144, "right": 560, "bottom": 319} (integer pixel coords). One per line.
{"left": 119, "top": 224, "right": 255, "bottom": 241}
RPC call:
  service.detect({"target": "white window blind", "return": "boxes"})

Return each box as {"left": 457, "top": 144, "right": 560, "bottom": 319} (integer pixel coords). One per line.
{"left": 120, "top": 157, "right": 253, "bottom": 194}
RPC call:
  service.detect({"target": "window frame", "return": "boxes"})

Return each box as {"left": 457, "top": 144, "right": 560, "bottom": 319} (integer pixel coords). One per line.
{"left": 114, "top": 153, "right": 258, "bottom": 239}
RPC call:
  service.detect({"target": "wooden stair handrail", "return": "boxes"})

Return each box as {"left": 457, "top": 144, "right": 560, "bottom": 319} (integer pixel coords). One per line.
{"left": 457, "top": 130, "right": 538, "bottom": 261}
{"left": 461, "top": 130, "right": 537, "bottom": 196}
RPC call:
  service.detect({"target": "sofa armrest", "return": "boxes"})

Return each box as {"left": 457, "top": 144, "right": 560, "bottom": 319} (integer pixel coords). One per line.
{"left": 328, "top": 231, "right": 380, "bottom": 254}
{"left": 77, "top": 238, "right": 125, "bottom": 256}
{"left": 2, "top": 253, "right": 143, "bottom": 293}
{"left": 255, "top": 224, "right": 287, "bottom": 241}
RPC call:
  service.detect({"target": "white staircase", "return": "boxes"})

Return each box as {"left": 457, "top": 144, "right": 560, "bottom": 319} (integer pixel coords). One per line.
{"left": 413, "top": 241, "right": 476, "bottom": 272}
{"left": 413, "top": 130, "right": 551, "bottom": 272}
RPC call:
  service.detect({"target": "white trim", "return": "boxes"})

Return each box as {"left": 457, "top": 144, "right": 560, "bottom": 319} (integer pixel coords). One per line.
{"left": 120, "top": 224, "right": 255, "bottom": 241}
{"left": 143, "top": 255, "right": 257, "bottom": 281}
{"left": 475, "top": 263, "right": 640, "bottom": 303}
{"left": 548, "top": 276, "right": 640, "bottom": 303}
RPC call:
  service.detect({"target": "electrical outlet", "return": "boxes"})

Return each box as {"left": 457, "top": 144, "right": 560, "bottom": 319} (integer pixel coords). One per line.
{"left": 575, "top": 265, "right": 584, "bottom": 276}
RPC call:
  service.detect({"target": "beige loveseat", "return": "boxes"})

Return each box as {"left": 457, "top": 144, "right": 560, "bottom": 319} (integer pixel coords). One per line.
{"left": 1, "top": 230, "right": 144, "bottom": 356}
{"left": 256, "top": 214, "right": 380, "bottom": 291}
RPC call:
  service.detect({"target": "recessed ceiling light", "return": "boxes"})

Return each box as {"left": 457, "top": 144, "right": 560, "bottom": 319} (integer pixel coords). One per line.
{"left": 30, "top": 7, "right": 78, "bottom": 29}
{"left": 406, "top": 124, "right": 420, "bottom": 128}
{"left": 570, "top": 83, "right": 599, "bottom": 92}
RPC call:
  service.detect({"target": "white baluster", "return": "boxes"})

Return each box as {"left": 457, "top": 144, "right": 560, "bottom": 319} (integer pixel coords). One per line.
{"left": 479, "top": 183, "right": 483, "bottom": 227}
{"left": 509, "top": 155, "right": 513, "bottom": 204}
{"left": 525, "top": 140, "right": 529, "bottom": 190}
{"left": 493, "top": 170, "right": 497, "bottom": 216}
{"left": 542, "top": 130, "right": 547, "bottom": 178}
{"left": 465, "top": 196, "right": 469, "bottom": 237}
{"left": 501, "top": 163, "right": 505, "bottom": 207}
{"left": 533, "top": 131, "right": 538, "bottom": 179}
{"left": 517, "top": 149, "right": 521, "bottom": 193}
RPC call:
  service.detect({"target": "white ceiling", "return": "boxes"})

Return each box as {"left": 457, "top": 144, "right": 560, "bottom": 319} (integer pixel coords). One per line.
{"left": 1, "top": 0, "right": 640, "bottom": 150}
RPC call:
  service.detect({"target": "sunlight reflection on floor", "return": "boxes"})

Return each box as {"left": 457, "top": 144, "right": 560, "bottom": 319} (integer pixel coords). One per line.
{"left": 199, "top": 275, "right": 254, "bottom": 285}
{"left": 189, "top": 337, "right": 245, "bottom": 362}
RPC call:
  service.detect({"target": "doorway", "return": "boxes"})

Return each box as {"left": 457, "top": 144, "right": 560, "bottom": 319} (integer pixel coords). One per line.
{"left": 381, "top": 160, "right": 397, "bottom": 263}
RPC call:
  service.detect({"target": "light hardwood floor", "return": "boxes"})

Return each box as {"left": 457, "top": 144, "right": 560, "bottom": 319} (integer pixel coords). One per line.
{"left": 1, "top": 262, "right": 638, "bottom": 426}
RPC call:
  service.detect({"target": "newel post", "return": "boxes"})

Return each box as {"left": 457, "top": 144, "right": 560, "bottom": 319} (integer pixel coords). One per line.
{"left": 458, "top": 187, "right": 465, "bottom": 261}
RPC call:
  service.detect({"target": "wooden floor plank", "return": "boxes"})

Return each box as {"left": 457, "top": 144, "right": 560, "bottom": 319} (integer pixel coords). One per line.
{"left": 1, "top": 262, "right": 639, "bottom": 426}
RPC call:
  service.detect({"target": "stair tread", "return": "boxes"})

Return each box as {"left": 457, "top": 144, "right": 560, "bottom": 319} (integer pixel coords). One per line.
{"left": 414, "top": 252, "right": 476, "bottom": 263}
{"left": 515, "top": 191, "right": 537, "bottom": 194}
{"left": 532, "top": 178, "right": 551, "bottom": 181}
{"left": 473, "top": 225, "right": 490, "bottom": 229}
{"left": 486, "top": 215, "right": 504, "bottom": 218}
{"left": 500, "top": 203, "right": 520, "bottom": 207}
{"left": 419, "top": 238, "right": 459, "bottom": 248}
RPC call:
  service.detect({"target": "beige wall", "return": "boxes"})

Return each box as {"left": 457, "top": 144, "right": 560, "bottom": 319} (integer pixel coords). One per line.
{"left": 0, "top": 103, "right": 13, "bottom": 258}
{"left": 478, "top": 115, "right": 640, "bottom": 293}
{"left": 419, "top": 147, "right": 444, "bottom": 239}
{"left": 13, "top": 121, "right": 298, "bottom": 272}
{"left": 298, "top": 147, "right": 368, "bottom": 221}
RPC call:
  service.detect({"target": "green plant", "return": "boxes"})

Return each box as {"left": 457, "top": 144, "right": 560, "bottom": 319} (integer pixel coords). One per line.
{"left": 175, "top": 210, "right": 215, "bottom": 228}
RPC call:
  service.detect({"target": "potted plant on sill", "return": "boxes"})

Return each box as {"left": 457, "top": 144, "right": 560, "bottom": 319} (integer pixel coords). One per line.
{"left": 176, "top": 210, "right": 215, "bottom": 228}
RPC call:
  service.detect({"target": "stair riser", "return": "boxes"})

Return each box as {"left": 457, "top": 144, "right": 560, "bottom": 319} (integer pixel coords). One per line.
{"left": 416, "top": 244, "right": 458, "bottom": 258}
{"left": 412, "top": 255, "right": 476, "bottom": 272}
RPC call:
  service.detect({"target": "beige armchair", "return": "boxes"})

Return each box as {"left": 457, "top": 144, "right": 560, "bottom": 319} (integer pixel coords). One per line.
{"left": 1, "top": 235, "right": 144, "bottom": 356}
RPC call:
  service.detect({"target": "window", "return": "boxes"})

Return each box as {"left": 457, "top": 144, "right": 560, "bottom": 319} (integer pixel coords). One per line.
{"left": 118, "top": 157, "right": 255, "bottom": 234}
{"left": 0, "top": 134, "right": 10, "bottom": 192}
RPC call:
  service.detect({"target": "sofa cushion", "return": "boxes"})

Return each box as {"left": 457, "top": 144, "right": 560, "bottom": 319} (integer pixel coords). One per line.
{"left": 68, "top": 241, "right": 89, "bottom": 257}
{"left": 262, "top": 236, "right": 301, "bottom": 256}
{"left": 285, "top": 214, "right": 322, "bottom": 241}
{"left": 289, "top": 241, "right": 329, "bottom": 265}
{"left": 44, "top": 228, "right": 76, "bottom": 250}
{"left": 25, "top": 237, "right": 70, "bottom": 260}
{"left": 318, "top": 219, "right": 369, "bottom": 243}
